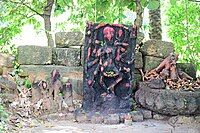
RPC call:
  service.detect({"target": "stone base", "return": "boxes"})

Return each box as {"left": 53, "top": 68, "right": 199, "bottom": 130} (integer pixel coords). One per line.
{"left": 74, "top": 109, "right": 144, "bottom": 124}
{"left": 38, "top": 108, "right": 200, "bottom": 125}
{"left": 83, "top": 92, "right": 133, "bottom": 114}
{"left": 135, "top": 82, "right": 200, "bottom": 115}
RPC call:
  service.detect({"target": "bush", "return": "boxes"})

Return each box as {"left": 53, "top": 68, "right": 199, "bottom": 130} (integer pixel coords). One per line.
{"left": 166, "top": 0, "right": 200, "bottom": 75}
{"left": 0, "top": 104, "right": 8, "bottom": 132}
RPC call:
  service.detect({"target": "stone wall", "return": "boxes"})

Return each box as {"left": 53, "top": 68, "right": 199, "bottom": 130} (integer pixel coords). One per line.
{"left": 17, "top": 31, "right": 197, "bottom": 104}
{"left": 18, "top": 32, "right": 84, "bottom": 101}
{"left": 0, "top": 53, "right": 15, "bottom": 75}
{"left": 17, "top": 31, "right": 147, "bottom": 101}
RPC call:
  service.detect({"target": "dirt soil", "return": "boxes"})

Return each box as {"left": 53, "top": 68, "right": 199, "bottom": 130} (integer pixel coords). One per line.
{"left": 20, "top": 119, "right": 200, "bottom": 133}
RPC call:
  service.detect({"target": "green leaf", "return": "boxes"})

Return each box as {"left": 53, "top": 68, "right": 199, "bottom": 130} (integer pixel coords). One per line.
{"left": 170, "top": 0, "right": 177, "bottom": 5}
{"left": 141, "top": 0, "right": 148, "bottom": 7}
{"left": 24, "top": 78, "right": 32, "bottom": 89}
{"left": 96, "top": 16, "right": 106, "bottom": 22}
{"left": 147, "top": 0, "right": 160, "bottom": 10}
{"left": 127, "top": 2, "right": 136, "bottom": 11}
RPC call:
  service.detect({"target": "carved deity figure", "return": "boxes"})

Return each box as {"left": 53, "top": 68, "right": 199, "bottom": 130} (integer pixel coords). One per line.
{"left": 83, "top": 23, "right": 137, "bottom": 114}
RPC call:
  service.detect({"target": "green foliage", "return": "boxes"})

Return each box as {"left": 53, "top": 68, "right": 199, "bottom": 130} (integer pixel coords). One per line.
{"left": 0, "top": 0, "right": 162, "bottom": 50}
{"left": 0, "top": 0, "right": 68, "bottom": 49}
{"left": 24, "top": 77, "right": 32, "bottom": 89}
{"left": 167, "top": 0, "right": 200, "bottom": 72}
{"left": 66, "top": 0, "right": 161, "bottom": 30}
{"left": 0, "top": 104, "right": 8, "bottom": 132}
{"left": 147, "top": 0, "right": 160, "bottom": 10}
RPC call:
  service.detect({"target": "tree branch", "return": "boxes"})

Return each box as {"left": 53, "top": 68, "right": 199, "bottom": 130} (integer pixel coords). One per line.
{"left": 22, "top": 3, "right": 43, "bottom": 17}
{"left": 2, "top": 0, "right": 43, "bottom": 17}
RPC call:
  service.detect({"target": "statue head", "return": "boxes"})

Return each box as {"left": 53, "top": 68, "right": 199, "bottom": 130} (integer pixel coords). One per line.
{"left": 103, "top": 27, "right": 115, "bottom": 41}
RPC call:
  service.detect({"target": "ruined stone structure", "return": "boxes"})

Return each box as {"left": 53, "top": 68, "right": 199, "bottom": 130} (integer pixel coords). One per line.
{"left": 0, "top": 28, "right": 199, "bottom": 125}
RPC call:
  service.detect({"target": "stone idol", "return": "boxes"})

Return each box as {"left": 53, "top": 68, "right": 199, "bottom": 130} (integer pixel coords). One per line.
{"left": 82, "top": 23, "right": 137, "bottom": 114}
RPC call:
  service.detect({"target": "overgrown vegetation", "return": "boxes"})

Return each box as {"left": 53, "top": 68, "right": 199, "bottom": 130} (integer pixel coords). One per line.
{"left": 0, "top": 104, "right": 8, "bottom": 132}
{"left": 166, "top": 0, "right": 200, "bottom": 73}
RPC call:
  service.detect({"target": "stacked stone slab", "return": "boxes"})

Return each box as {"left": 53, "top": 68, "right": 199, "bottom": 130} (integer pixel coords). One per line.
{"left": 18, "top": 31, "right": 84, "bottom": 104}
{"left": 0, "top": 53, "right": 15, "bottom": 75}
{"left": 131, "top": 39, "right": 175, "bottom": 90}
{"left": 140, "top": 39, "right": 175, "bottom": 71}
{"left": 132, "top": 32, "right": 144, "bottom": 90}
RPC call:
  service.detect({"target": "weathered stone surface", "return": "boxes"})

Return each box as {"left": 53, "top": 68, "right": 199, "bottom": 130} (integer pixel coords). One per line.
{"left": 104, "top": 114, "right": 120, "bottom": 124}
{"left": 177, "top": 63, "right": 197, "bottom": 79}
{"left": 130, "top": 111, "right": 144, "bottom": 122}
{"left": 153, "top": 114, "right": 168, "bottom": 120}
{"left": 124, "top": 119, "right": 133, "bottom": 125}
{"left": 147, "top": 79, "right": 165, "bottom": 89}
{"left": 61, "top": 76, "right": 83, "bottom": 100}
{"left": 136, "top": 108, "right": 152, "bottom": 119}
{"left": 0, "top": 76, "right": 17, "bottom": 91}
{"left": 81, "top": 46, "right": 84, "bottom": 66}
{"left": 0, "top": 93, "right": 16, "bottom": 103}
{"left": 0, "top": 67, "right": 3, "bottom": 75}
{"left": 134, "top": 68, "right": 141, "bottom": 74}
{"left": 65, "top": 113, "right": 75, "bottom": 120}
{"left": 132, "top": 73, "right": 142, "bottom": 90}
{"left": 75, "top": 113, "right": 88, "bottom": 123}
{"left": 2, "top": 67, "right": 14, "bottom": 76}
{"left": 135, "top": 52, "right": 143, "bottom": 69}
{"left": 41, "top": 113, "right": 69, "bottom": 121}
{"left": 141, "top": 40, "right": 174, "bottom": 58}
{"left": 134, "top": 73, "right": 142, "bottom": 83}
{"left": 194, "top": 116, "right": 200, "bottom": 123}
{"left": 91, "top": 114, "right": 104, "bottom": 124}
{"left": 20, "top": 65, "right": 83, "bottom": 82}
{"left": 136, "top": 32, "right": 145, "bottom": 44}
{"left": 168, "top": 116, "right": 195, "bottom": 125}
{"left": 52, "top": 48, "right": 81, "bottom": 66}
{"left": 55, "top": 31, "right": 84, "bottom": 48}
{"left": 144, "top": 56, "right": 163, "bottom": 72}
{"left": 18, "top": 46, "right": 52, "bottom": 65}
{"left": 135, "top": 82, "right": 200, "bottom": 115}
{"left": 0, "top": 53, "right": 15, "bottom": 68}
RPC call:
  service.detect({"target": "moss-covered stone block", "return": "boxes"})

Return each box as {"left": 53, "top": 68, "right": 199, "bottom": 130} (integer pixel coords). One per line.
{"left": 0, "top": 53, "right": 15, "bottom": 68}
{"left": 136, "top": 32, "right": 145, "bottom": 44}
{"left": 135, "top": 52, "right": 143, "bottom": 69}
{"left": 55, "top": 31, "right": 84, "bottom": 48}
{"left": 52, "top": 48, "right": 81, "bottom": 66}
{"left": 144, "top": 56, "right": 163, "bottom": 72}
{"left": 141, "top": 40, "right": 174, "bottom": 58}
{"left": 20, "top": 65, "right": 83, "bottom": 82}
{"left": 18, "top": 46, "right": 52, "bottom": 65}
{"left": 177, "top": 63, "right": 197, "bottom": 78}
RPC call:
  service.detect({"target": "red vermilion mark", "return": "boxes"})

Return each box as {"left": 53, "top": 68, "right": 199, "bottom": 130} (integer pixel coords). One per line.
{"left": 87, "top": 79, "right": 93, "bottom": 86}
{"left": 87, "top": 47, "right": 91, "bottom": 60}
{"left": 116, "top": 48, "right": 120, "bottom": 61}
{"left": 109, "top": 58, "right": 112, "bottom": 64}
{"left": 118, "top": 29, "right": 123, "bottom": 37}
{"left": 93, "top": 48, "right": 97, "bottom": 54}
{"left": 125, "top": 83, "right": 131, "bottom": 87}
{"left": 106, "top": 47, "right": 112, "bottom": 53}
{"left": 103, "top": 27, "right": 115, "bottom": 41}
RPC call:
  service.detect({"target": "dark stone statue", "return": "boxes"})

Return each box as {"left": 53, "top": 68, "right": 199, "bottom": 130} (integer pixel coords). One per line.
{"left": 82, "top": 23, "right": 137, "bottom": 114}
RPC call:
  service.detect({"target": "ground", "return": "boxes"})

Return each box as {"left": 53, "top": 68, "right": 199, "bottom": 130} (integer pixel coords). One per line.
{"left": 20, "top": 119, "right": 200, "bottom": 133}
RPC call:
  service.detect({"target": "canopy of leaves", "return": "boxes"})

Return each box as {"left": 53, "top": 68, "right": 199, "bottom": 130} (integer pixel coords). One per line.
{"left": 66, "top": 0, "right": 161, "bottom": 30}
{"left": 0, "top": 0, "right": 68, "bottom": 50}
{"left": 167, "top": 0, "right": 200, "bottom": 72}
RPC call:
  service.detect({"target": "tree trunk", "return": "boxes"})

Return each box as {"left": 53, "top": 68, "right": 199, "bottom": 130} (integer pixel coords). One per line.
{"left": 43, "top": 0, "right": 54, "bottom": 47}
{"left": 149, "top": 0, "right": 162, "bottom": 40}
{"left": 134, "top": 0, "right": 144, "bottom": 29}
